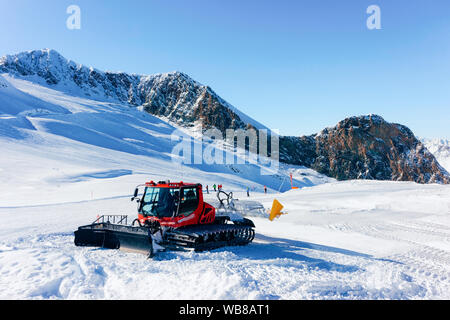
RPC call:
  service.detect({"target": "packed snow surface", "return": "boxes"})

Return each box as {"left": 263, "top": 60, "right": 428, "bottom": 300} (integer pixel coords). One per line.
{"left": 0, "top": 181, "right": 449, "bottom": 300}
{"left": 1, "top": 72, "right": 450, "bottom": 300}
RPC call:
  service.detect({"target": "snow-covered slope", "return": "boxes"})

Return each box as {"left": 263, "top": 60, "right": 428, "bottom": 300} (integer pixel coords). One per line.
{"left": 0, "top": 74, "right": 330, "bottom": 206}
{"left": 422, "top": 138, "right": 450, "bottom": 173}
{"left": 1, "top": 180, "right": 449, "bottom": 299}
{"left": 0, "top": 74, "right": 71, "bottom": 117}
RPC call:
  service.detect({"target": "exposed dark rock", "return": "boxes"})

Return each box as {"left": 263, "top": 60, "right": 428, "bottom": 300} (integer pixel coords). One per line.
{"left": 280, "top": 115, "right": 450, "bottom": 184}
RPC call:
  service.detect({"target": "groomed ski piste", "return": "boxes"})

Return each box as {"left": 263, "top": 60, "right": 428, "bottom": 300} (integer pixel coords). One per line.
{"left": 1, "top": 75, "right": 450, "bottom": 300}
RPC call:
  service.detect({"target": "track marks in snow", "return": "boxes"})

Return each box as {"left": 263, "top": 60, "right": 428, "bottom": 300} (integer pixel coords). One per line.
{"left": 0, "top": 228, "right": 447, "bottom": 300}
{"left": 329, "top": 218, "right": 450, "bottom": 299}
{"left": 0, "top": 232, "right": 377, "bottom": 299}
{"left": 1, "top": 182, "right": 449, "bottom": 299}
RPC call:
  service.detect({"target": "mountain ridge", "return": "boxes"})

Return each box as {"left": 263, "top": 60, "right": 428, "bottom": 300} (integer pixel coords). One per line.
{"left": 0, "top": 49, "right": 267, "bottom": 132}
{"left": 1, "top": 49, "right": 449, "bottom": 184}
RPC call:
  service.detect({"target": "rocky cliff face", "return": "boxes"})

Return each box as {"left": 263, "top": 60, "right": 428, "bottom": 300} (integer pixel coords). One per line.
{"left": 280, "top": 115, "right": 450, "bottom": 184}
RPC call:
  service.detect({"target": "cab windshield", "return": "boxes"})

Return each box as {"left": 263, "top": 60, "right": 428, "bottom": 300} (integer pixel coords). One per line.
{"left": 141, "top": 187, "right": 179, "bottom": 218}
{"left": 140, "top": 186, "right": 199, "bottom": 218}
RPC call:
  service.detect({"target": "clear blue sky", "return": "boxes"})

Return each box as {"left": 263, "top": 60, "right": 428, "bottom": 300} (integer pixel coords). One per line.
{"left": 1, "top": 0, "right": 449, "bottom": 139}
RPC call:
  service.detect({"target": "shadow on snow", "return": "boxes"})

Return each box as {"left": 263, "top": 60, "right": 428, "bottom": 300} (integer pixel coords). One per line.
{"left": 158, "top": 234, "right": 370, "bottom": 273}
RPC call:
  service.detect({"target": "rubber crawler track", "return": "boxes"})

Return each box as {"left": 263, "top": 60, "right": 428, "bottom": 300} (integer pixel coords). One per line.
{"left": 164, "top": 224, "right": 255, "bottom": 251}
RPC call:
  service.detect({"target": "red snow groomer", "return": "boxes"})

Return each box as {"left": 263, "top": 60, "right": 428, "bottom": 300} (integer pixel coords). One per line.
{"left": 74, "top": 180, "right": 255, "bottom": 257}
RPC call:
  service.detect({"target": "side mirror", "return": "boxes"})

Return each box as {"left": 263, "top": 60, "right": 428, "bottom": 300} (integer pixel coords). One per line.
{"left": 131, "top": 188, "right": 139, "bottom": 201}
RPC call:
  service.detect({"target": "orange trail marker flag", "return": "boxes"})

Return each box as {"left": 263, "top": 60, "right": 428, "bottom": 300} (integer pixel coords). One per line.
{"left": 269, "top": 199, "right": 286, "bottom": 221}
{"left": 290, "top": 173, "right": 299, "bottom": 189}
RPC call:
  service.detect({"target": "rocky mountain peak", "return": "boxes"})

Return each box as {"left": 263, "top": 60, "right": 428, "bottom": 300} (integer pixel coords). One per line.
{"left": 0, "top": 49, "right": 70, "bottom": 84}
{"left": 0, "top": 49, "right": 266, "bottom": 132}
{"left": 280, "top": 115, "right": 450, "bottom": 184}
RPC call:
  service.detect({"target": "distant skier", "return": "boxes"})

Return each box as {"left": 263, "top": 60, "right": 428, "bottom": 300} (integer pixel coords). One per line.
{"left": 264, "top": 186, "right": 267, "bottom": 194}
{"left": 206, "top": 185, "right": 209, "bottom": 194}
{"left": 247, "top": 187, "right": 250, "bottom": 197}
{"left": 213, "top": 184, "right": 217, "bottom": 192}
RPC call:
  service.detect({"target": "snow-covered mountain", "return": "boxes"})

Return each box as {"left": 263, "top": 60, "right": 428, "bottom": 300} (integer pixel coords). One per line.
{"left": 0, "top": 49, "right": 267, "bottom": 132}
{"left": 0, "top": 58, "right": 329, "bottom": 206}
{"left": 1, "top": 49, "right": 448, "bottom": 185}
{"left": 422, "top": 138, "right": 450, "bottom": 172}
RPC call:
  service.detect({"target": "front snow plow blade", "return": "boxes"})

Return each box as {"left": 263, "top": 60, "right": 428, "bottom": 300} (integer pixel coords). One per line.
{"left": 74, "top": 216, "right": 154, "bottom": 257}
